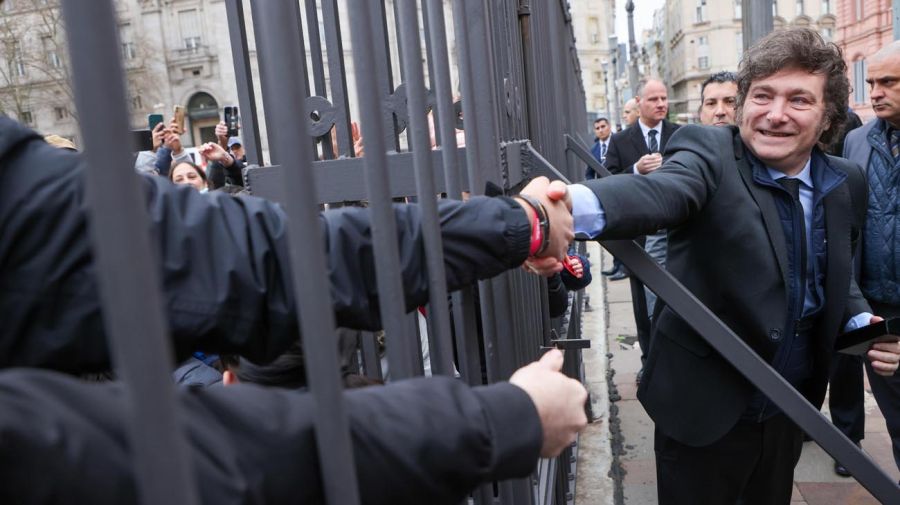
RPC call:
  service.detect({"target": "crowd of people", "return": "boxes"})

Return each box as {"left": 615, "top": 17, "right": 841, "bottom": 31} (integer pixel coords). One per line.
{"left": 7, "top": 19, "right": 900, "bottom": 505}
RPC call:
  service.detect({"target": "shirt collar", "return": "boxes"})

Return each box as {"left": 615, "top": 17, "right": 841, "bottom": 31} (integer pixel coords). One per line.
{"left": 638, "top": 119, "right": 661, "bottom": 138}
{"left": 766, "top": 158, "right": 814, "bottom": 190}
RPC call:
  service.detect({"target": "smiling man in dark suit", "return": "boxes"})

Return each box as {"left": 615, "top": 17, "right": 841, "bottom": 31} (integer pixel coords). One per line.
{"left": 548, "top": 28, "right": 900, "bottom": 504}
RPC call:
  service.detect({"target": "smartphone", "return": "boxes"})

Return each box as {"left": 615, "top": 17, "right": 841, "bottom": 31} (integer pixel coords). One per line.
{"left": 173, "top": 105, "right": 186, "bottom": 134}
{"left": 147, "top": 113, "right": 164, "bottom": 131}
{"left": 224, "top": 106, "right": 240, "bottom": 137}
{"left": 131, "top": 129, "right": 154, "bottom": 152}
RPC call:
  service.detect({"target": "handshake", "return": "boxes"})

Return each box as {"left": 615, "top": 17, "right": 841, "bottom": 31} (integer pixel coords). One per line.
{"left": 513, "top": 176, "right": 574, "bottom": 277}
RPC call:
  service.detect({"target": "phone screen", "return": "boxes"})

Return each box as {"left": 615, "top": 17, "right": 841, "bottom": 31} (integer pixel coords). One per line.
{"left": 148, "top": 113, "right": 164, "bottom": 131}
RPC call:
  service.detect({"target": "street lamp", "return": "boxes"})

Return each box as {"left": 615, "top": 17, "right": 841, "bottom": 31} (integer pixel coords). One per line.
{"left": 601, "top": 59, "right": 611, "bottom": 121}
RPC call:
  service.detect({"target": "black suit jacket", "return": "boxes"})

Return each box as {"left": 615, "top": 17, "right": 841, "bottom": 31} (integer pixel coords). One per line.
{"left": 582, "top": 125, "right": 870, "bottom": 446}
{"left": 604, "top": 119, "right": 680, "bottom": 174}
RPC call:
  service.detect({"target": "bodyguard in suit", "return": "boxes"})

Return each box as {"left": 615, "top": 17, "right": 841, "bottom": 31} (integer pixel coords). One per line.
{"left": 559, "top": 28, "right": 900, "bottom": 504}
{"left": 604, "top": 79, "right": 680, "bottom": 372}
{"left": 585, "top": 117, "right": 611, "bottom": 180}
{"left": 842, "top": 40, "right": 900, "bottom": 478}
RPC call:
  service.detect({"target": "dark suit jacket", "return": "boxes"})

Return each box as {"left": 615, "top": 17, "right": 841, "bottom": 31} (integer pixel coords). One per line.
{"left": 604, "top": 119, "right": 680, "bottom": 175}
{"left": 582, "top": 125, "right": 870, "bottom": 446}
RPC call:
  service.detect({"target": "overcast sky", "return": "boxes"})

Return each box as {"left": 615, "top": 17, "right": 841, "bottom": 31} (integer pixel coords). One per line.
{"left": 614, "top": 0, "right": 666, "bottom": 51}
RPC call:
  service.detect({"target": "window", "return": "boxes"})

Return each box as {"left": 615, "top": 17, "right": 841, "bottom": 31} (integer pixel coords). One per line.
{"left": 42, "top": 36, "right": 61, "bottom": 68}
{"left": 735, "top": 0, "right": 742, "bottom": 19}
{"left": 698, "top": 36, "right": 708, "bottom": 46}
{"left": 588, "top": 17, "right": 600, "bottom": 44}
{"left": 855, "top": 0, "right": 863, "bottom": 19}
{"left": 698, "top": 56, "right": 709, "bottom": 69}
{"left": 821, "top": 0, "right": 831, "bottom": 15}
{"left": 796, "top": 0, "right": 804, "bottom": 15}
{"left": 19, "top": 110, "right": 32, "bottom": 125}
{"left": 695, "top": 0, "right": 707, "bottom": 23}
{"left": 178, "top": 9, "right": 201, "bottom": 52}
{"left": 854, "top": 58, "right": 868, "bottom": 104}
{"left": 821, "top": 27, "right": 833, "bottom": 41}
{"left": 736, "top": 32, "right": 744, "bottom": 61}
{"left": 54, "top": 106, "right": 68, "bottom": 120}
{"left": 7, "top": 41, "right": 25, "bottom": 77}
{"left": 132, "top": 94, "right": 143, "bottom": 110}
{"left": 772, "top": 0, "right": 778, "bottom": 17}
{"left": 120, "top": 23, "right": 136, "bottom": 60}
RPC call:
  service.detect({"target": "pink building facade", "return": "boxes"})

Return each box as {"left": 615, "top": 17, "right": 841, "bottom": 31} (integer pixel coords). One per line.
{"left": 835, "top": 0, "right": 894, "bottom": 122}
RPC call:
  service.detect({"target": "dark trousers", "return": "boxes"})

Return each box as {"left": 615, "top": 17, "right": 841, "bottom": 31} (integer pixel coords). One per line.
{"left": 866, "top": 301, "right": 900, "bottom": 472}
{"left": 828, "top": 353, "right": 865, "bottom": 443}
{"left": 655, "top": 414, "right": 803, "bottom": 505}
{"left": 625, "top": 236, "right": 652, "bottom": 363}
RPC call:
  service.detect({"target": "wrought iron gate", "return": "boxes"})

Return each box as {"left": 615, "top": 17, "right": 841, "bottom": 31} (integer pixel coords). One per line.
{"left": 61, "top": 0, "right": 591, "bottom": 504}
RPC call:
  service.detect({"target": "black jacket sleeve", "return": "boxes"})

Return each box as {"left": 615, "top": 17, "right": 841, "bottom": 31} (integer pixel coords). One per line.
{"left": 603, "top": 135, "right": 625, "bottom": 175}
{"left": 0, "top": 120, "right": 531, "bottom": 370}
{"left": 206, "top": 155, "right": 245, "bottom": 190}
{"left": 0, "top": 369, "right": 542, "bottom": 505}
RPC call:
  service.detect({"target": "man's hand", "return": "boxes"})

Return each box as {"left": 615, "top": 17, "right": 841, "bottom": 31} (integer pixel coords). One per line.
{"left": 215, "top": 121, "right": 229, "bottom": 149}
{"left": 867, "top": 315, "right": 900, "bottom": 376}
{"left": 509, "top": 349, "right": 588, "bottom": 458}
{"left": 517, "top": 176, "right": 574, "bottom": 271}
{"left": 635, "top": 153, "right": 662, "bottom": 175}
{"left": 199, "top": 142, "right": 233, "bottom": 167}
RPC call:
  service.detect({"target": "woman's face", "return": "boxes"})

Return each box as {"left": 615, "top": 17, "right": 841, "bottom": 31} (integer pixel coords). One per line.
{"left": 171, "top": 163, "right": 206, "bottom": 191}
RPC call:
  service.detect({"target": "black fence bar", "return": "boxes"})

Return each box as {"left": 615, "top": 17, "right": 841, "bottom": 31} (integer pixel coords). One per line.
{"left": 562, "top": 135, "right": 900, "bottom": 503}
{"left": 250, "top": 2, "right": 361, "bottom": 504}
{"left": 321, "top": 0, "right": 353, "bottom": 158}
{"left": 59, "top": 1, "right": 199, "bottom": 504}
{"left": 224, "top": 0, "right": 263, "bottom": 166}
{"left": 303, "top": 0, "right": 333, "bottom": 160}
{"left": 347, "top": 0, "right": 420, "bottom": 380}
{"left": 395, "top": 0, "right": 455, "bottom": 377}
{"left": 425, "top": 0, "right": 463, "bottom": 198}
{"left": 369, "top": 1, "right": 402, "bottom": 152}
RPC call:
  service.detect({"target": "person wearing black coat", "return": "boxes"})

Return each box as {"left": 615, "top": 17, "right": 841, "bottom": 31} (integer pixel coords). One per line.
{"left": 0, "top": 116, "right": 586, "bottom": 504}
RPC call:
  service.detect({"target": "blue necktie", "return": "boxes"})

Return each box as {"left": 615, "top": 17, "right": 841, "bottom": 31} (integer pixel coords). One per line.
{"left": 600, "top": 142, "right": 607, "bottom": 162}
{"left": 648, "top": 130, "right": 658, "bottom": 153}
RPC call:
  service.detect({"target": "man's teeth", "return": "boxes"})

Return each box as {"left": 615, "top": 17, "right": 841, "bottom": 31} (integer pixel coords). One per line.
{"left": 762, "top": 131, "right": 791, "bottom": 137}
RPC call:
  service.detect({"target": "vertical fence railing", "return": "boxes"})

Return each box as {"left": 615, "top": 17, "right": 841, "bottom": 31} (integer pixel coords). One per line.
{"left": 60, "top": 1, "right": 199, "bottom": 504}
{"left": 230, "top": 0, "right": 591, "bottom": 503}
{"left": 224, "top": 0, "right": 263, "bottom": 166}
{"left": 249, "top": 2, "right": 361, "bottom": 504}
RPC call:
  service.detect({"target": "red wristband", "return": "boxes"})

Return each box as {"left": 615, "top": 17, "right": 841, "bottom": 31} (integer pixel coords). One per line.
{"left": 529, "top": 207, "right": 543, "bottom": 256}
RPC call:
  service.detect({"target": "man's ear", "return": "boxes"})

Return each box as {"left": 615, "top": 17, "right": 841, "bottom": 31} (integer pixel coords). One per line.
{"left": 223, "top": 370, "right": 239, "bottom": 386}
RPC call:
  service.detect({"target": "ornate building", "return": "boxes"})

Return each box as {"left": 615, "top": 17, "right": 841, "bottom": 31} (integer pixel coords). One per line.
{"left": 834, "top": 0, "right": 893, "bottom": 122}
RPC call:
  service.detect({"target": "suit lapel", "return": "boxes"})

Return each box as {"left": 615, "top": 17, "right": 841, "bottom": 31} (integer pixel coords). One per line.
{"left": 630, "top": 124, "right": 649, "bottom": 157}
{"left": 735, "top": 144, "right": 790, "bottom": 288}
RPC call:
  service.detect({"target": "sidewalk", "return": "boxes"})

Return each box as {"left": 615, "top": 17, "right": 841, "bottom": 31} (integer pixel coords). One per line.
{"left": 598, "top": 246, "right": 899, "bottom": 505}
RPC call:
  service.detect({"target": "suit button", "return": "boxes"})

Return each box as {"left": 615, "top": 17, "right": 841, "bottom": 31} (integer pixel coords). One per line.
{"left": 769, "top": 329, "right": 782, "bottom": 342}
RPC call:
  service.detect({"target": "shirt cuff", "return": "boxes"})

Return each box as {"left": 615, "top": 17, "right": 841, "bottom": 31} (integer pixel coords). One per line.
{"left": 844, "top": 312, "right": 874, "bottom": 333}
{"left": 632, "top": 163, "right": 639, "bottom": 175}
{"left": 568, "top": 183, "right": 605, "bottom": 239}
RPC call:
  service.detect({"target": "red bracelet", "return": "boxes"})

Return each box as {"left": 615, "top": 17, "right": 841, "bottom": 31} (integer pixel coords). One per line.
{"left": 529, "top": 207, "right": 543, "bottom": 256}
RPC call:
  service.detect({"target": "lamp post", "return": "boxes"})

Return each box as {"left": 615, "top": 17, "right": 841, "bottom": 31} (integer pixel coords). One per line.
{"left": 626, "top": 0, "right": 640, "bottom": 97}
{"left": 602, "top": 59, "right": 611, "bottom": 122}
{"left": 609, "top": 35, "right": 622, "bottom": 130}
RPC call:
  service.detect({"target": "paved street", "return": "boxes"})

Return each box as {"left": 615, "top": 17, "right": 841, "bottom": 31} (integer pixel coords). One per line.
{"left": 590, "top": 245, "right": 899, "bottom": 505}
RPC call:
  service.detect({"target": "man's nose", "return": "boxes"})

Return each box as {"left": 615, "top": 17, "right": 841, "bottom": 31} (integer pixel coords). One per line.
{"left": 766, "top": 98, "right": 788, "bottom": 122}
{"left": 871, "top": 84, "right": 884, "bottom": 100}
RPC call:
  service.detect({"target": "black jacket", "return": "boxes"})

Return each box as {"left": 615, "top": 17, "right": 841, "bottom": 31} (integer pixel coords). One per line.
{"left": 0, "top": 368, "right": 541, "bottom": 505}
{"left": 582, "top": 125, "right": 869, "bottom": 446}
{"left": 0, "top": 117, "right": 531, "bottom": 372}
{"left": 603, "top": 119, "right": 680, "bottom": 175}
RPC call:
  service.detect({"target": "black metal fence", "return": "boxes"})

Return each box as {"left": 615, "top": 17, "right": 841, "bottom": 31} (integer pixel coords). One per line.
{"left": 62, "top": 0, "right": 592, "bottom": 504}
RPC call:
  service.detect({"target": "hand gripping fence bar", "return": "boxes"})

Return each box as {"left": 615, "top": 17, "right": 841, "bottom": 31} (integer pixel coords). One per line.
{"left": 559, "top": 134, "right": 900, "bottom": 503}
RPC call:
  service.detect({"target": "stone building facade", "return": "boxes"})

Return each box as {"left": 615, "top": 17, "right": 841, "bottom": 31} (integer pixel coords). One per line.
{"left": 834, "top": 0, "right": 894, "bottom": 122}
